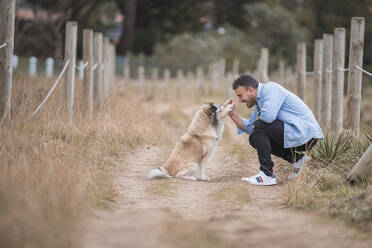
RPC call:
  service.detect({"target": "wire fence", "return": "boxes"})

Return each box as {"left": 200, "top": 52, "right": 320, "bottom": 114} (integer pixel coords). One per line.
{"left": 31, "top": 59, "right": 70, "bottom": 117}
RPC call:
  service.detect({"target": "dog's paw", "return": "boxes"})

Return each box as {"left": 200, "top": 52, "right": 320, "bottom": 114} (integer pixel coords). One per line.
{"left": 180, "top": 133, "right": 192, "bottom": 144}
{"left": 180, "top": 176, "right": 197, "bottom": 181}
{"left": 199, "top": 176, "right": 211, "bottom": 181}
{"left": 226, "top": 104, "right": 234, "bottom": 113}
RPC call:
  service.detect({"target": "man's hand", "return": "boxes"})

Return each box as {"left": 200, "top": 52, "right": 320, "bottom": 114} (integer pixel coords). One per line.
{"left": 224, "top": 98, "right": 233, "bottom": 107}
{"left": 224, "top": 98, "right": 235, "bottom": 115}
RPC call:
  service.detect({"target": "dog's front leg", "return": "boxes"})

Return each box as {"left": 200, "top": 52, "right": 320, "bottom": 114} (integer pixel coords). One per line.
{"left": 198, "top": 162, "right": 211, "bottom": 181}
{"left": 200, "top": 166, "right": 209, "bottom": 181}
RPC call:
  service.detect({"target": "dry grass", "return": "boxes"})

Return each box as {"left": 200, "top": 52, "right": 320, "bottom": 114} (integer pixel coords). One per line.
{"left": 0, "top": 75, "right": 173, "bottom": 247}
{"left": 280, "top": 132, "right": 372, "bottom": 233}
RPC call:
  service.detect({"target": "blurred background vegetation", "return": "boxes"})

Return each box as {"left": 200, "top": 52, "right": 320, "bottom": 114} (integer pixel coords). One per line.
{"left": 14, "top": 0, "right": 372, "bottom": 78}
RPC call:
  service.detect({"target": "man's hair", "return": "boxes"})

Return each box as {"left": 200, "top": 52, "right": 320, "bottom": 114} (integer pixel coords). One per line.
{"left": 232, "top": 74, "right": 258, "bottom": 90}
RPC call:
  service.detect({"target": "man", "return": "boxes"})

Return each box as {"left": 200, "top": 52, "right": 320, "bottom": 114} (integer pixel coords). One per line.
{"left": 225, "top": 74, "right": 323, "bottom": 186}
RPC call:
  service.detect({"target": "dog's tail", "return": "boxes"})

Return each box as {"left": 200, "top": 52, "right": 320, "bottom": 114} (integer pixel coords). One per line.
{"left": 146, "top": 167, "right": 172, "bottom": 179}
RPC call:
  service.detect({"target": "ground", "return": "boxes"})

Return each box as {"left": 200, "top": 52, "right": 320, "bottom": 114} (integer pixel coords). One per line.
{"left": 83, "top": 103, "right": 372, "bottom": 248}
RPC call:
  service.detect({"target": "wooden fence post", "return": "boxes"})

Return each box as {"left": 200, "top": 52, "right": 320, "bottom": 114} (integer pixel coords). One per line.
{"left": 347, "top": 144, "right": 372, "bottom": 184}
{"left": 209, "top": 62, "right": 218, "bottom": 96}
{"left": 296, "top": 44, "right": 305, "bottom": 95}
{"left": 187, "top": 71, "right": 194, "bottom": 100}
{"left": 103, "top": 37, "right": 110, "bottom": 100}
{"left": 46, "top": 57, "right": 54, "bottom": 78}
{"left": 83, "top": 29, "right": 94, "bottom": 119}
{"left": 123, "top": 62, "right": 130, "bottom": 89}
{"left": 63, "top": 21, "right": 78, "bottom": 123}
{"left": 321, "top": 34, "right": 333, "bottom": 130}
{"left": 138, "top": 66, "right": 145, "bottom": 99}
{"left": 279, "top": 59, "right": 285, "bottom": 85}
{"left": 111, "top": 44, "right": 116, "bottom": 88}
{"left": 233, "top": 58, "right": 240, "bottom": 77}
{"left": 296, "top": 43, "right": 306, "bottom": 100}
{"left": 163, "top": 69, "right": 170, "bottom": 101}
{"left": 331, "top": 28, "right": 346, "bottom": 133}
{"left": 93, "top": 32, "right": 103, "bottom": 109}
{"left": 346, "top": 17, "right": 365, "bottom": 136}
{"left": 176, "top": 69, "right": 183, "bottom": 100}
{"left": 29, "top": 56, "right": 37, "bottom": 76}
{"left": 151, "top": 67, "right": 158, "bottom": 100}
{"left": 0, "top": 0, "right": 15, "bottom": 123}
{"left": 219, "top": 57, "right": 226, "bottom": 84}
{"left": 196, "top": 66, "right": 204, "bottom": 100}
{"left": 255, "top": 47, "right": 269, "bottom": 82}
{"left": 226, "top": 72, "right": 233, "bottom": 98}
{"left": 313, "top": 39, "right": 323, "bottom": 122}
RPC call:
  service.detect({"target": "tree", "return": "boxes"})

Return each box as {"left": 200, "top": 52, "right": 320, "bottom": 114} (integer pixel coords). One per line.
{"left": 115, "top": 0, "right": 136, "bottom": 55}
{"left": 114, "top": 0, "right": 212, "bottom": 55}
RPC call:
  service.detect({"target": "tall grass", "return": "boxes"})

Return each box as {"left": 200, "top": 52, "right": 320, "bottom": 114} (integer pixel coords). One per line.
{"left": 0, "top": 75, "right": 172, "bottom": 247}
{"left": 282, "top": 132, "right": 372, "bottom": 232}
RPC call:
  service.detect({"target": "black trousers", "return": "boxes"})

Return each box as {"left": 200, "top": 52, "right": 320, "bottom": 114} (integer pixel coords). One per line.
{"left": 249, "top": 119, "right": 318, "bottom": 177}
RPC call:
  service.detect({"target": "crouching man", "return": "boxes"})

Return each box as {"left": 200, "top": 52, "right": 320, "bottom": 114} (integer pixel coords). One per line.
{"left": 226, "top": 74, "right": 324, "bottom": 186}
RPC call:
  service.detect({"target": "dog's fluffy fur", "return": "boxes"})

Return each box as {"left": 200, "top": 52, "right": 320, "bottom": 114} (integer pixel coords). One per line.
{"left": 147, "top": 103, "right": 233, "bottom": 181}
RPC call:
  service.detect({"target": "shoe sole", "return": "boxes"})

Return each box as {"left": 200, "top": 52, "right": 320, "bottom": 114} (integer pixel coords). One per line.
{"left": 241, "top": 178, "right": 277, "bottom": 186}
{"left": 248, "top": 182, "right": 277, "bottom": 186}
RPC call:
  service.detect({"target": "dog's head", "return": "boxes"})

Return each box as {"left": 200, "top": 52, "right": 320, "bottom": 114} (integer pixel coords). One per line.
{"left": 200, "top": 102, "right": 219, "bottom": 127}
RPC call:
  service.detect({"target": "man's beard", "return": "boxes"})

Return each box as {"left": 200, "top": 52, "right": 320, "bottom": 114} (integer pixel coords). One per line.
{"left": 246, "top": 102, "right": 255, "bottom": 108}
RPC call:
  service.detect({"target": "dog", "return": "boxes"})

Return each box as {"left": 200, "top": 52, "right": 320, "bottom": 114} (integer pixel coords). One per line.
{"left": 147, "top": 103, "right": 233, "bottom": 181}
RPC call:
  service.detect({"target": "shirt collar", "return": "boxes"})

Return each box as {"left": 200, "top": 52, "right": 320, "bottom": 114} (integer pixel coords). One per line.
{"left": 256, "top": 83, "right": 263, "bottom": 101}
{"left": 255, "top": 83, "right": 263, "bottom": 110}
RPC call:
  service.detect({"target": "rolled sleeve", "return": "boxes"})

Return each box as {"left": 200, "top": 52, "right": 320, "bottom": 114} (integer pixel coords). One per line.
{"left": 237, "top": 118, "right": 250, "bottom": 134}
{"left": 237, "top": 107, "right": 257, "bottom": 135}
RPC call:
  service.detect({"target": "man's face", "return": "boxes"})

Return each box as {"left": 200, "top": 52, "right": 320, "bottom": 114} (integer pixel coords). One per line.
{"left": 235, "top": 86, "right": 257, "bottom": 108}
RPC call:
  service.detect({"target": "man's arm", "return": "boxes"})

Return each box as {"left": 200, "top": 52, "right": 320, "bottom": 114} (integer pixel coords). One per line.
{"left": 228, "top": 111, "right": 246, "bottom": 131}
{"left": 224, "top": 98, "right": 256, "bottom": 134}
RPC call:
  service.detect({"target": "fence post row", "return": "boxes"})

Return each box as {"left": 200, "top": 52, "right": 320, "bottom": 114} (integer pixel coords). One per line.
{"left": 346, "top": 17, "right": 365, "bottom": 136}
{"left": 63, "top": 21, "right": 78, "bottom": 123}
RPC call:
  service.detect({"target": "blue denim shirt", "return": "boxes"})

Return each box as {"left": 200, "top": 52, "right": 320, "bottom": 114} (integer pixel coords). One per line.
{"left": 237, "top": 82, "right": 324, "bottom": 148}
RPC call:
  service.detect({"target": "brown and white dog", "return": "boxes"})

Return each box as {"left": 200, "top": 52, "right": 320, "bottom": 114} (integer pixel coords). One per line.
{"left": 147, "top": 103, "right": 233, "bottom": 181}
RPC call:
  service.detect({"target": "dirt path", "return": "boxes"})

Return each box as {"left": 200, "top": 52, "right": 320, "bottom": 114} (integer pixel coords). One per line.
{"left": 83, "top": 104, "right": 371, "bottom": 248}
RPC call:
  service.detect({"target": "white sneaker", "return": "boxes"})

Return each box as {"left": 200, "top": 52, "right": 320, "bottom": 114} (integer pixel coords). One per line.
{"left": 288, "top": 155, "right": 310, "bottom": 179}
{"left": 241, "top": 170, "right": 277, "bottom": 186}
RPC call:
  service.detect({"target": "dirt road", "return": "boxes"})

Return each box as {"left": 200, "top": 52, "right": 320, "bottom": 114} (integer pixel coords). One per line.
{"left": 83, "top": 104, "right": 371, "bottom": 248}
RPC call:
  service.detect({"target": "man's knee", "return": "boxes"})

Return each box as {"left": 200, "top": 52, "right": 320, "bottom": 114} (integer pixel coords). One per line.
{"left": 249, "top": 134, "right": 256, "bottom": 148}
{"left": 252, "top": 119, "right": 266, "bottom": 134}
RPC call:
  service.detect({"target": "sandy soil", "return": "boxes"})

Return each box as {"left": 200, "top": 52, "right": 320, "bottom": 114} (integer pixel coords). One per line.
{"left": 83, "top": 103, "right": 372, "bottom": 248}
